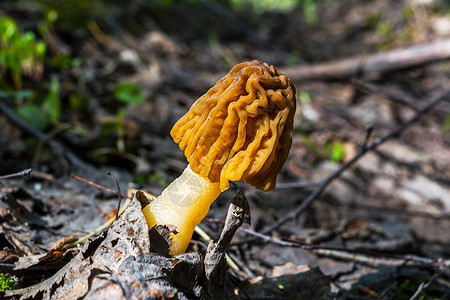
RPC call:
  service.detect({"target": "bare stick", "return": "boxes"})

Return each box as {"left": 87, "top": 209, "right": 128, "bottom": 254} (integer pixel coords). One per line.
{"left": 362, "top": 125, "right": 374, "bottom": 150}
{"left": 261, "top": 87, "right": 450, "bottom": 235}
{"left": 72, "top": 174, "right": 128, "bottom": 199}
{"left": 206, "top": 218, "right": 449, "bottom": 269}
{"left": 409, "top": 266, "right": 448, "bottom": 300}
{"left": 281, "top": 39, "right": 450, "bottom": 81}
{"left": 0, "top": 168, "right": 33, "bottom": 180}
{"left": 107, "top": 171, "right": 122, "bottom": 221}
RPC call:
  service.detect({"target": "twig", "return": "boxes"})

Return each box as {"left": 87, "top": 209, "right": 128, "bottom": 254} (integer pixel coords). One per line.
{"left": 352, "top": 80, "right": 420, "bottom": 110}
{"left": 0, "top": 168, "right": 33, "bottom": 180}
{"left": 72, "top": 175, "right": 128, "bottom": 199}
{"left": 353, "top": 79, "right": 450, "bottom": 114}
{"left": 0, "top": 100, "right": 92, "bottom": 169}
{"left": 205, "top": 218, "right": 450, "bottom": 269}
{"left": 362, "top": 125, "right": 374, "bottom": 150}
{"left": 260, "top": 88, "right": 450, "bottom": 235}
{"left": 409, "top": 265, "right": 449, "bottom": 300}
{"left": 226, "top": 251, "right": 256, "bottom": 278}
{"left": 281, "top": 39, "right": 450, "bottom": 81}
{"left": 107, "top": 171, "right": 122, "bottom": 221}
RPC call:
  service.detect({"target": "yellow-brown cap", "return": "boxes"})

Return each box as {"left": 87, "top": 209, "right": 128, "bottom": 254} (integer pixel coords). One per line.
{"left": 171, "top": 60, "right": 296, "bottom": 191}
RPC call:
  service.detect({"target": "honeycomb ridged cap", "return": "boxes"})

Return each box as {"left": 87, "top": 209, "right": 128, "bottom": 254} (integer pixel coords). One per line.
{"left": 171, "top": 60, "right": 296, "bottom": 191}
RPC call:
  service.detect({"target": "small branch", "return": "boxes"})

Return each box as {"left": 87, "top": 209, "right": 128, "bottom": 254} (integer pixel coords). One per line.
{"left": 261, "top": 88, "right": 450, "bottom": 235}
{"left": 281, "top": 39, "right": 450, "bottom": 81}
{"left": 72, "top": 175, "right": 128, "bottom": 199}
{"left": 409, "top": 265, "right": 448, "bottom": 300}
{"left": 205, "top": 218, "right": 449, "bottom": 269}
{"left": 352, "top": 80, "right": 420, "bottom": 110}
{"left": 362, "top": 125, "right": 374, "bottom": 151}
{"left": 107, "top": 171, "right": 122, "bottom": 221}
{"left": 0, "top": 168, "right": 33, "bottom": 180}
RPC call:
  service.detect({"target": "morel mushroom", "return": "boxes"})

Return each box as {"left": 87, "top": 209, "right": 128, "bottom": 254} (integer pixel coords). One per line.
{"left": 142, "top": 60, "right": 296, "bottom": 255}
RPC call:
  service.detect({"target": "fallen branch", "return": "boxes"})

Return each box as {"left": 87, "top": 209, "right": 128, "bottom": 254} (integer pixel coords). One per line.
{"left": 281, "top": 39, "right": 450, "bottom": 81}
{"left": 206, "top": 218, "right": 449, "bottom": 269}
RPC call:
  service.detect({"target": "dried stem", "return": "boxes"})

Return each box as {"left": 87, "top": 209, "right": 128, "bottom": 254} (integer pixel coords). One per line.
{"left": 0, "top": 168, "right": 33, "bottom": 180}
{"left": 409, "top": 265, "right": 449, "bottom": 300}
{"left": 107, "top": 171, "right": 122, "bottom": 221}
{"left": 205, "top": 218, "right": 449, "bottom": 269}
{"left": 72, "top": 175, "right": 128, "bottom": 199}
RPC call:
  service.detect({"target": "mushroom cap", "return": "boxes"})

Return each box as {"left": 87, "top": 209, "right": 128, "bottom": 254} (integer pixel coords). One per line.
{"left": 170, "top": 60, "right": 296, "bottom": 192}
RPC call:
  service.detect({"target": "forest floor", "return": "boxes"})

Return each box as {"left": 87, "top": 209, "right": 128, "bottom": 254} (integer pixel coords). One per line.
{"left": 0, "top": 0, "right": 450, "bottom": 299}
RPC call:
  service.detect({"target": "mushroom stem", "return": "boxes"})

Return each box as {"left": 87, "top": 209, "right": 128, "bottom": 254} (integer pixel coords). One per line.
{"left": 142, "top": 164, "right": 222, "bottom": 255}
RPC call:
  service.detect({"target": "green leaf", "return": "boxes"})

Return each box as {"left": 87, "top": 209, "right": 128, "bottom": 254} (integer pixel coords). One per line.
{"left": 69, "top": 93, "right": 88, "bottom": 110}
{"left": 303, "top": 0, "right": 318, "bottom": 25}
{"left": 0, "top": 17, "right": 18, "bottom": 44}
{"left": 17, "top": 104, "right": 49, "bottom": 130}
{"left": 443, "top": 114, "right": 450, "bottom": 133}
{"left": 114, "top": 82, "right": 145, "bottom": 105}
{"left": 299, "top": 90, "right": 311, "bottom": 104}
{"left": 52, "top": 54, "right": 81, "bottom": 68}
{"left": 43, "top": 77, "right": 61, "bottom": 122}
{"left": 330, "top": 142, "right": 345, "bottom": 163}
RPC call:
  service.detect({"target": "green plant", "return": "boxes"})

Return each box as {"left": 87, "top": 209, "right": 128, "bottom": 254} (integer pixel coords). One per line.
{"left": 329, "top": 141, "right": 345, "bottom": 163}
{"left": 301, "top": 0, "right": 318, "bottom": 25}
{"left": 364, "top": 11, "right": 382, "bottom": 28}
{"left": 149, "top": 170, "right": 169, "bottom": 188}
{"left": 114, "top": 82, "right": 145, "bottom": 105}
{"left": 395, "top": 278, "right": 441, "bottom": 300}
{"left": 16, "top": 76, "right": 62, "bottom": 131}
{"left": 375, "top": 21, "right": 395, "bottom": 50}
{"left": 0, "top": 16, "right": 46, "bottom": 90}
{"left": 17, "top": 103, "right": 50, "bottom": 131}
{"left": 0, "top": 273, "right": 20, "bottom": 291}
{"left": 134, "top": 170, "right": 169, "bottom": 187}
{"left": 229, "top": 0, "right": 297, "bottom": 14}
{"left": 43, "top": 76, "right": 61, "bottom": 123}
{"left": 299, "top": 90, "right": 311, "bottom": 104}
{"left": 402, "top": 5, "right": 416, "bottom": 20}
{"left": 111, "top": 82, "right": 145, "bottom": 152}
{"left": 443, "top": 114, "right": 450, "bottom": 134}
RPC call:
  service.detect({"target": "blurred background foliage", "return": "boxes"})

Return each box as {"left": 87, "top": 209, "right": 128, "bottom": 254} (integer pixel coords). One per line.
{"left": 0, "top": 0, "right": 448, "bottom": 174}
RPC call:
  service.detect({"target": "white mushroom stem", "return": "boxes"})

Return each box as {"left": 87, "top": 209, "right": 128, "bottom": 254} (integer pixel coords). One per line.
{"left": 141, "top": 164, "right": 222, "bottom": 255}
